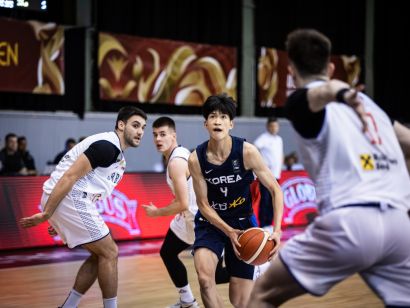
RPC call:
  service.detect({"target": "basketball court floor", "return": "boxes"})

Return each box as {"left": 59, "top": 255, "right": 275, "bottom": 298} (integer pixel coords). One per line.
{"left": 0, "top": 228, "right": 382, "bottom": 307}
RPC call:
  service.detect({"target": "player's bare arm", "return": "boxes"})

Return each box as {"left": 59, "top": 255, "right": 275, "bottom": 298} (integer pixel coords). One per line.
{"left": 20, "top": 154, "right": 93, "bottom": 228}
{"left": 243, "top": 142, "right": 283, "bottom": 254}
{"left": 142, "top": 157, "right": 190, "bottom": 217}
{"left": 188, "top": 151, "right": 242, "bottom": 254}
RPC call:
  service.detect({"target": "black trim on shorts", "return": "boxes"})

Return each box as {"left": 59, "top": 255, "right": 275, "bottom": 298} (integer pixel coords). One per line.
{"left": 278, "top": 252, "right": 322, "bottom": 297}
{"left": 74, "top": 231, "right": 111, "bottom": 248}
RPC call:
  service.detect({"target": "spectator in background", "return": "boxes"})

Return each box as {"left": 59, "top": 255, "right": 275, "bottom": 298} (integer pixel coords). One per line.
{"left": 53, "top": 138, "right": 76, "bottom": 164}
{"left": 283, "top": 151, "right": 304, "bottom": 171}
{"left": 253, "top": 117, "right": 284, "bottom": 233}
{"left": 18, "top": 136, "right": 37, "bottom": 175}
{"left": 0, "top": 133, "right": 27, "bottom": 176}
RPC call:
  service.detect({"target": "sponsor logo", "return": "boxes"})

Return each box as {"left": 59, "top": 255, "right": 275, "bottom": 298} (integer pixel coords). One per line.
{"left": 360, "top": 153, "right": 398, "bottom": 171}
{"left": 205, "top": 169, "right": 213, "bottom": 174}
{"left": 95, "top": 189, "right": 141, "bottom": 235}
{"left": 281, "top": 176, "right": 317, "bottom": 224}
{"left": 232, "top": 159, "right": 241, "bottom": 173}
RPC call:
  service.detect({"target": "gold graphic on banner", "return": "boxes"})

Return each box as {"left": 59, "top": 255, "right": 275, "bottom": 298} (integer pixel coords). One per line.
{"left": 28, "top": 21, "right": 65, "bottom": 95}
{"left": 341, "top": 55, "right": 361, "bottom": 87}
{"left": 0, "top": 42, "right": 18, "bottom": 66}
{"left": 258, "top": 47, "right": 278, "bottom": 107}
{"left": 99, "top": 33, "right": 236, "bottom": 105}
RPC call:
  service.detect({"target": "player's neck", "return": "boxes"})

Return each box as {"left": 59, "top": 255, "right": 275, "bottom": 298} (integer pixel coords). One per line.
{"left": 163, "top": 144, "right": 178, "bottom": 163}
{"left": 207, "top": 136, "right": 232, "bottom": 163}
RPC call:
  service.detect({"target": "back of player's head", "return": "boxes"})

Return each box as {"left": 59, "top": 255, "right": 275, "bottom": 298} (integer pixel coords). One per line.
{"left": 286, "top": 29, "right": 331, "bottom": 78}
{"left": 152, "top": 116, "right": 176, "bottom": 131}
{"left": 115, "top": 106, "right": 147, "bottom": 129}
{"left": 202, "top": 93, "right": 237, "bottom": 120}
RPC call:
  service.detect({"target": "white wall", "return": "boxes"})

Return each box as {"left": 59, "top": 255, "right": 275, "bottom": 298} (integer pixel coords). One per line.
{"left": 0, "top": 111, "right": 299, "bottom": 173}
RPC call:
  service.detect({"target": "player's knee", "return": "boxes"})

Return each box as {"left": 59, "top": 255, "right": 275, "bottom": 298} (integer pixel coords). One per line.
{"left": 99, "top": 242, "right": 118, "bottom": 260}
{"left": 197, "top": 271, "right": 214, "bottom": 290}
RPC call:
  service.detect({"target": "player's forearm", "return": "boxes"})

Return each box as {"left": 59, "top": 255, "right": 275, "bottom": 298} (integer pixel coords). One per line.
{"left": 43, "top": 174, "right": 76, "bottom": 218}
{"left": 157, "top": 200, "right": 188, "bottom": 216}
{"left": 307, "top": 79, "right": 350, "bottom": 112}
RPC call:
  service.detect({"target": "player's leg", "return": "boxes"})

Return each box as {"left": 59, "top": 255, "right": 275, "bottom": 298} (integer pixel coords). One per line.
{"left": 194, "top": 248, "right": 223, "bottom": 308}
{"left": 160, "top": 228, "right": 198, "bottom": 307}
{"left": 247, "top": 257, "right": 306, "bottom": 307}
{"left": 83, "top": 234, "right": 118, "bottom": 308}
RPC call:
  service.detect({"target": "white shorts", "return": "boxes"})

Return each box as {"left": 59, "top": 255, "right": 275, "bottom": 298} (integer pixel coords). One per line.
{"left": 280, "top": 205, "right": 410, "bottom": 306}
{"left": 41, "top": 190, "right": 110, "bottom": 248}
{"left": 170, "top": 211, "right": 195, "bottom": 245}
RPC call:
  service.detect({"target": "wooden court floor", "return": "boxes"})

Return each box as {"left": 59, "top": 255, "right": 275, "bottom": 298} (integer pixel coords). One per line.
{"left": 0, "top": 250, "right": 383, "bottom": 308}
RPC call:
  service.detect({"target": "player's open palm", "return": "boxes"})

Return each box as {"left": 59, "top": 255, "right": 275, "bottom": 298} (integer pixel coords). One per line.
{"left": 20, "top": 212, "right": 48, "bottom": 228}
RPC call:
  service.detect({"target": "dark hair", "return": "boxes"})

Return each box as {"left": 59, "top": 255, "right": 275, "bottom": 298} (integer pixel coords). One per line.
{"left": 202, "top": 93, "right": 237, "bottom": 120}
{"left": 18, "top": 136, "right": 26, "bottom": 143}
{"left": 152, "top": 116, "right": 176, "bottom": 131}
{"left": 267, "top": 116, "right": 277, "bottom": 124}
{"left": 115, "top": 106, "right": 147, "bottom": 129}
{"left": 286, "top": 29, "right": 331, "bottom": 78}
{"left": 65, "top": 138, "right": 76, "bottom": 147}
{"left": 5, "top": 133, "right": 17, "bottom": 142}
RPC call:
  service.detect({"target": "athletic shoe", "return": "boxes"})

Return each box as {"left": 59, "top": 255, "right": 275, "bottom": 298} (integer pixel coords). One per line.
{"left": 167, "top": 298, "right": 199, "bottom": 308}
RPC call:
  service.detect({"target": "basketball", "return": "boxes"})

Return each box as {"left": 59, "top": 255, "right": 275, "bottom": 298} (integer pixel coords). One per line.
{"left": 237, "top": 227, "right": 275, "bottom": 265}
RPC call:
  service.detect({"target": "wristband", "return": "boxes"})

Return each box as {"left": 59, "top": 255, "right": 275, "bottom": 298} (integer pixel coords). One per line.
{"left": 336, "top": 88, "right": 350, "bottom": 103}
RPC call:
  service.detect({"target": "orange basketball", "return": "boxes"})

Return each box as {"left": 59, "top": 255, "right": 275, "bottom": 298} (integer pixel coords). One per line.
{"left": 237, "top": 227, "right": 275, "bottom": 265}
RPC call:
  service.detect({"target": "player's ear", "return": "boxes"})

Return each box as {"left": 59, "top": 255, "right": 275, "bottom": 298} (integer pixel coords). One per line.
{"left": 327, "top": 62, "right": 335, "bottom": 78}
{"left": 117, "top": 120, "right": 125, "bottom": 131}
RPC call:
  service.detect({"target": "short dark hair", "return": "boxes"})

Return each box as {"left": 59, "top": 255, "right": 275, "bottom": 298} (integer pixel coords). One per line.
{"left": 18, "top": 136, "right": 26, "bottom": 143}
{"left": 115, "top": 106, "right": 147, "bottom": 129}
{"left": 286, "top": 29, "right": 331, "bottom": 78}
{"left": 65, "top": 138, "right": 76, "bottom": 147}
{"left": 202, "top": 93, "right": 237, "bottom": 120}
{"left": 267, "top": 116, "right": 277, "bottom": 124}
{"left": 152, "top": 116, "right": 176, "bottom": 131}
{"left": 5, "top": 133, "right": 17, "bottom": 142}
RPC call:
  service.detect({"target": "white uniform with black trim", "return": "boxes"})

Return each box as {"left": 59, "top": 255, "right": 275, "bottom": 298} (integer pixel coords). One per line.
{"left": 281, "top": 81, "right": 410, "bottom": 306}
{"left": 42, "top": 132, "right": 125, "bottom": 248}
{"left": 167, "top": 146, "right": 198, "bottom": 245}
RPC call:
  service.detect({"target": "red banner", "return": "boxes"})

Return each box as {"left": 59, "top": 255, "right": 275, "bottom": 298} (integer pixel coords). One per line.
{"left": 0, "top": 18, "right": 65, "bottom": 95}
{"left": 99, "top": 32, "right": 237, "bottom": 105}
{"left": 257, "top": 47, "right": 361, "bottom": 108}
{"left": 0, "top": 171, "right": 317, "bottom": 250}
{"left": 0, "top": 174, "right": 173, "bottom": 250}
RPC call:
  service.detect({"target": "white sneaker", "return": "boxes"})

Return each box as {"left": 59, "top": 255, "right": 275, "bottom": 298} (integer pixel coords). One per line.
{"left": 167, "top": 299, "right": 199, "bottom": 308}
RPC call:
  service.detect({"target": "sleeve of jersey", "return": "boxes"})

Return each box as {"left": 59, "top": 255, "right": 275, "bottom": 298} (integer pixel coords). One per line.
{"left": 83, "top": 140, "right": 120, "bottom": 169}
{"left": 284, "top": 88, "right": 326, "bottom": 139}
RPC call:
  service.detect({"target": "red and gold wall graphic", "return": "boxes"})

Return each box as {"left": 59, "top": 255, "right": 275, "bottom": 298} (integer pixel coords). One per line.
{"left": 257, "top": 47, "right": 361, "bottom": 108}
{"left": 0, "top": 18, "right": 65, "bottom": 95}
{"left": 99, "top": 32, "right": 237, "bottom": 106}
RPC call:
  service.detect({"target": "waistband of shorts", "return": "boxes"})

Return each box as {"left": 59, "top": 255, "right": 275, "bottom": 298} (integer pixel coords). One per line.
{"left": 339, "top": 202, "right": 391, "bottom": 210}
{"left": 197, "top": 211, "right": 254, "bottom": 222}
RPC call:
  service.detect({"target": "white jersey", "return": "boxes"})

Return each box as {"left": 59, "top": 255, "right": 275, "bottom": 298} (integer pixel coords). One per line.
{"left": 297, "top": 81, "right": 410, "bottom": 213}
{"left": 43, "top": 132, "right": 125, "bottom": 201}
{"left": 254, "top": 132, "right": 283, "bottom": 179}
{"left": 167, "top": 146, "right": 198, "bottom": 244}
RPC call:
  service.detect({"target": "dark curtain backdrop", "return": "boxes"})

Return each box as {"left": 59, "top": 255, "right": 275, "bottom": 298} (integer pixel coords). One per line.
{"left": 92, "top": 0, "right": 242, "bottom": 115}
{"left": 374, "top": 1, "right": 410, "bottom": 122}
{"left": 254, "top": 0, "right": 366, "bottom": 117}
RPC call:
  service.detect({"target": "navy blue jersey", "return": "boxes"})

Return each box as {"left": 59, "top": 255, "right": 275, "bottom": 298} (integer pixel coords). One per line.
{"left": 196, "top": 136, "right": 255, "bottom": 218}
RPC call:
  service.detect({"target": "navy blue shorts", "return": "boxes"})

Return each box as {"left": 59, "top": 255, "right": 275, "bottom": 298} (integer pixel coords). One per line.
{"left": 193, "top": 214, "right": 257, "bottom": 280}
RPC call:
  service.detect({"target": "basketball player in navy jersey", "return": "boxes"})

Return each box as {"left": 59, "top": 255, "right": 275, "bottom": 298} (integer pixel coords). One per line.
{"left": 20, "top": 106, "right": 147, "bottom": 308}
{"left": 248, "top": 29, "right": 410, "bottom": 307}
{"left": 188, "top": 94, "right": 284, "bottom": 308}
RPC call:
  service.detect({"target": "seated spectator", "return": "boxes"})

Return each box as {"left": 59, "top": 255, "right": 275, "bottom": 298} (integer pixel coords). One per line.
{"left": 52, "top": 138, "right": 76, "bottom": 164}
{"left": 0, "top": 133, "right": 27, "bottom": 176}
{"left": 283, "top": 151, "right": 304, "bottom": 171}
{"left": 18, "top": 136, "right": 37, "bottom": 175}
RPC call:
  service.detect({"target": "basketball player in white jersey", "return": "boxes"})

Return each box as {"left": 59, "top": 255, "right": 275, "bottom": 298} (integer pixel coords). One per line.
{"left": 248, "top": 29, "right": 410, "bottom": 307}
{"left": 142, "top": 116, "right": 200, "bottom": 308}
{"left": 20, "top": 106, "right": 147, "bottom": 308}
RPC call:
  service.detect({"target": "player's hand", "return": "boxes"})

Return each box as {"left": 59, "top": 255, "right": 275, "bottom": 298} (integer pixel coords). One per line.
{"left": 268, "top": 231, "right": 282, "bottom": 259}
{"left": 20, "top": 212, "right": 48, "bottom": 228}
{"left": 142, "top": 202, "right": 159, "bottom": 217}
{"left": 48, "top": 225, "right": 58, "bottom": 237}
{"left": 343, "top": 85, "right": 368, "bottom": 133}
{"left": 228, "top": 228, "right": 244, "bottom": 257}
